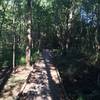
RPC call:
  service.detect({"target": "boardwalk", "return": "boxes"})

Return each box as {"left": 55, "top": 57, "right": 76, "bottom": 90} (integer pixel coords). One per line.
{"left": 17, "top": 49, "right": 66, "bottom": 100}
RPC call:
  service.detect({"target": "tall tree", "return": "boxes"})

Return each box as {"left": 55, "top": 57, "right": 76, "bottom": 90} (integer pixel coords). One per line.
{"left": 26, "top": 0, "right": 32, "bottom": 66}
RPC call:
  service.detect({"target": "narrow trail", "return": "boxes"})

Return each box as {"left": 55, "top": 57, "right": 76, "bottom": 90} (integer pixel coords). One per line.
{"left": 17, "top": 49, "right": 66, "bottom": 100}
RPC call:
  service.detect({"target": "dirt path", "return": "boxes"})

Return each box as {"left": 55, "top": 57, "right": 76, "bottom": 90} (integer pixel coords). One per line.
{"left": 0, "top": 50, "right": 66, "bottom": 100}
{"left": 0, "top": 66, "right": 32, "bottom": 100}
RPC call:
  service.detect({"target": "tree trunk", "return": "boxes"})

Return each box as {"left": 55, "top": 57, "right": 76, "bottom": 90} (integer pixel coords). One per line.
{"left": 26, "top": 0, "right": 32, "bottom": 66}
{"left": 13, "top": 34, "right": 16, "bottom": 69}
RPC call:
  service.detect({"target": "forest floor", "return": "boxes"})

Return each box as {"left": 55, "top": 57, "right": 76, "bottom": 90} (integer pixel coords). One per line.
{"left": 0, "top": 49, "right": 65, "bottom": 100}
{"left": 54, "top": 50, "right": 100, "bottom": 100}
{"left": 0, "top": 66, "right": 32, "bottom": 100}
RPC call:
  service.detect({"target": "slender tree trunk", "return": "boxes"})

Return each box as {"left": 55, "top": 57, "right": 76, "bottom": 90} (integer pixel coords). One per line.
{"left": 12, "top": 0, "right": 16, "bottom": 71}
{"left": 13, "top": 34, "right": 16, "bottom": 69}
{"left": 95, "top": 3, "right": 100, "bottom": 62}
{"left": 26, "top": 0, "right": 32, "bottom": 66}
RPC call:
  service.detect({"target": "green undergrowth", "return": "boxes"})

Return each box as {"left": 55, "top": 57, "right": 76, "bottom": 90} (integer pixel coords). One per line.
{"left": 31, "top": 50, "right": 41, "bottom": 63}
{"left": 16, "top": 49, "right": 41, "bottom": 66}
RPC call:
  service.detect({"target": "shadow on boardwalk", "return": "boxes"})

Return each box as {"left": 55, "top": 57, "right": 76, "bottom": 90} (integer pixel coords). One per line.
{"left": 42, "top": 49, "right": 61, "bottom": 100}
{"left": 17, "top": 49, "right": 63, "bottom": 100}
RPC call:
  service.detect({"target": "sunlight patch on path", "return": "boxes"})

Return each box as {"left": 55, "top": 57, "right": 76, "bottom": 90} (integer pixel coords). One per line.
{"left": 20, "top": 60, "right": 52, "bottom": 100}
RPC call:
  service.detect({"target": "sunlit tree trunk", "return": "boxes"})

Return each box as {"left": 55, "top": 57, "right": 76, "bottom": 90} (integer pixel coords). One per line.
{"left": 12, "top": 1, "right": 16, "bottom": 70}
{"left": 26, "top": 0, "right": 32, "bottom": 66}
{"left": 67, "top": 4, "right": 74, "bottom": 50}
{"left": 13, "top": 34, "right": 16, "bottom": 69}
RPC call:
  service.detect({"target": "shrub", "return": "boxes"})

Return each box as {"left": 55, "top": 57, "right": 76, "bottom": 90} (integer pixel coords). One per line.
{"left": 19, "top": 56, "right": 26, "bottom": 65}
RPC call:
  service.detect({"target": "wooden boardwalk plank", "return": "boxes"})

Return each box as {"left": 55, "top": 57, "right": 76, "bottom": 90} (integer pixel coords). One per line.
{"left": 17, "top": 50, "right": 66, "bottom": 100}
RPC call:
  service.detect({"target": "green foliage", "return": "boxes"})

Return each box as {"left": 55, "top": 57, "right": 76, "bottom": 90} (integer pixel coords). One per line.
{"left": 2, "top": 61, "right": 8, "bottom": 68}
{"left": 77, "top": 96, "right": 85, "bottom": 100}
{"left": 19, "top": 56, "right": 26, "bottom": 65}
{"left": 0, "top": 0, "right": 99, "bottom": 65}
{"left": 0, "top": 0, "right": 100, "bottom": 99}
{"left": 31, "top": 50, "right": 40, "bottom": 63}
{"left": 16, "top": 49, "right": 41, "bottom": 65}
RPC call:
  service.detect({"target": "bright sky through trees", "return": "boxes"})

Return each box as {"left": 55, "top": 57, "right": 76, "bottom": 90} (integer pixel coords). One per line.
{"left": 81, "top": 8, "right": 97, "bottom": 26}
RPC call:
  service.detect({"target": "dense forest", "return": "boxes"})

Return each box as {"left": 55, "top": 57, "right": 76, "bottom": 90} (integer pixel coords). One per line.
{"left": 0, "top": 0, "right": 100, "bottom": 100}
